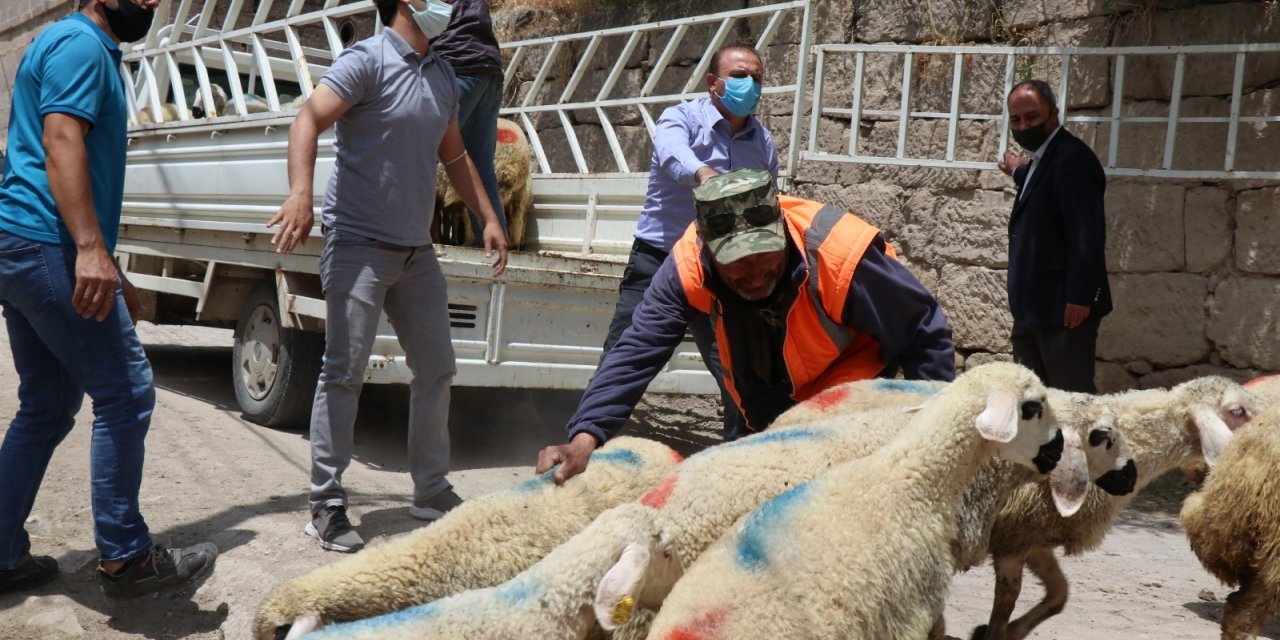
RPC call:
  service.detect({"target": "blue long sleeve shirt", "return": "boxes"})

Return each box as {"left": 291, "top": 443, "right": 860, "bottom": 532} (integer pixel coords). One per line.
{"left": 566, "top": 231, "right": 956, "bottom": 444}
{"left": 633, "top": 98, "right": 779, "bottom": 252}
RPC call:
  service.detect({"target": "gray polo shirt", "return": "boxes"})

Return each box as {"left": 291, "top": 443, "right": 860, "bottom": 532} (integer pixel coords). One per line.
{"left": 319, "top": 29, "right": 459, "bottom": 246}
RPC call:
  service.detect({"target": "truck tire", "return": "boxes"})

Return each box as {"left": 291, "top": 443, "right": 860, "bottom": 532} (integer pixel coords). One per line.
{"left": 232, "top": 282, "right": 323, "bottom": 427}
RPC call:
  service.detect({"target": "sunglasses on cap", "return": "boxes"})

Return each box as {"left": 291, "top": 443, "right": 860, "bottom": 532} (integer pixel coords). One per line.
{"left": 700, "top": 203, "right": 781, "bottom": 238}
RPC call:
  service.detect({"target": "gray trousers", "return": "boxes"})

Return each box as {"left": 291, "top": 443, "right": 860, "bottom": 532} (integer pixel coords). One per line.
{"left": 309, "top": 229, "right": 456, "bottom": 512}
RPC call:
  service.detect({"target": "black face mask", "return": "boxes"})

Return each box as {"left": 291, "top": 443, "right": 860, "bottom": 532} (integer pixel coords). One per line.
{"left": 1011, "top": 122, "right": 1050, "bottom": 151}
{"left": 103, "top": 0, "right": 155, "bottom": 43}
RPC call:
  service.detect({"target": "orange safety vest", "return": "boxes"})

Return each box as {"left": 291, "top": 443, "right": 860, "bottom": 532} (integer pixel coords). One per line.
{"left": 671, "top": 195, "right": 894, "bottom": 431}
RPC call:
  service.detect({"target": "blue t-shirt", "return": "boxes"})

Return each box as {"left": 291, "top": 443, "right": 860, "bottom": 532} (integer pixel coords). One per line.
{"left": 0, "top": 14, "right": 128, "bottom": 251}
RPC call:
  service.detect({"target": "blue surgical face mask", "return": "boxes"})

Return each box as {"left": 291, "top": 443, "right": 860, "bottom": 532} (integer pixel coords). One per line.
{"left": 716, "top": 76, "right": 763, "bottom": 117}
{"left": 411, "top": 0, "right": 453, "bottom": 39}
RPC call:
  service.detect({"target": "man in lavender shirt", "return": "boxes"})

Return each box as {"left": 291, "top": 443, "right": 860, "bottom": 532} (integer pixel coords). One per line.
{"left": 597, "top": 44, "right": 778, "bottom": 439}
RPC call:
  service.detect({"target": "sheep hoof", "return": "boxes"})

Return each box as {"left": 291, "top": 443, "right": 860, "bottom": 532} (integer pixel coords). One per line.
{"left": 970, "top": 625, "right": 989, "bottom": 640}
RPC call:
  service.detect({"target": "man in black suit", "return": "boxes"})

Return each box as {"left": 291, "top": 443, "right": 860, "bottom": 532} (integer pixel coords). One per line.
{"left": 997, "top": 79, "right": 1111, "bottom": 393}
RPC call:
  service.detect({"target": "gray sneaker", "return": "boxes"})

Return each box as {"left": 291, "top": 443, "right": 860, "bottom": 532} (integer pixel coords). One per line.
{"left": 97, "top": 543, "right": 218, "bottom": 599}
{"left": 409, "top": 487, "right": 463, "bottom": 522}
{"left": 304, "top": 505, "right": 364, "bottom": 553}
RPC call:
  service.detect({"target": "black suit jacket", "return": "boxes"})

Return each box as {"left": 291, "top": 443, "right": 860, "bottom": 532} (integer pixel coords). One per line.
{"left": 1007, "top": 127, "right": 1112, "bottom": 327}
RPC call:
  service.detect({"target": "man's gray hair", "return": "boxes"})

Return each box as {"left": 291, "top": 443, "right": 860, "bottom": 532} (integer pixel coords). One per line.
{"left": 1009, "top": 79, "right": 1057, "bottom": 112}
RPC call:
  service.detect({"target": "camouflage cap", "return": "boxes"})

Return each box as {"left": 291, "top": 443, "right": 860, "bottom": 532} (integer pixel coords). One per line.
{"left": 693, "top": 168, "right": 785, "bottom": 265}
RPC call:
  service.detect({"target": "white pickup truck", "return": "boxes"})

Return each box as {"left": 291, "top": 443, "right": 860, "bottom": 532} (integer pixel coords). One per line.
{"left": 116, "top": 0, "right": 814, "bottom": 426}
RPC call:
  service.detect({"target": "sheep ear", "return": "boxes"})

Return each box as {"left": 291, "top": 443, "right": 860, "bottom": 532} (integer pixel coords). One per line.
{"left": 975, "top": 391, "right": 1018, "bottom": 443}
{"left": 283, "top": 613, "right": 323, "bottom": 640}
{"left": 1193, "top": 406, "right": 1233, "bottom": 468}
{"left": 1047, "top": 432, "right": 1089, "bottom": 517}
{"left": 594, "top": 544, "right": 650, "bottom": 631}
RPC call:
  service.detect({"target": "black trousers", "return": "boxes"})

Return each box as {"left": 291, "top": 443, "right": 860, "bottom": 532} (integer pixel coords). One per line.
{"left": 600, "top": 239, "right": 742, "bottom": 439}
{"left": 1011, "top": 315, "right": 1101, "bottom": 393}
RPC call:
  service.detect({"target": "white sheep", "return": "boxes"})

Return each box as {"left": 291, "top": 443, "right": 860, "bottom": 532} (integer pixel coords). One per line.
{"left": 433, "top": 118, "right": 532, "bottom": 248}
{"left": 972, "top": 375, "right": 1262, "bottom": 640}
{"left": 253, "top": 435, "right": 682, "bottom": 640}
{"left": 1180, "top": 405, "right": 1280, "bottom": 640}
{"left": 293, "top": 502, "right": 682, "bottom": 640}
{"left": 289, "top": 366, "right": 1117, "bottom": 640}
{"left": 644, "top": 362, "right": 1068, "bottom": 640}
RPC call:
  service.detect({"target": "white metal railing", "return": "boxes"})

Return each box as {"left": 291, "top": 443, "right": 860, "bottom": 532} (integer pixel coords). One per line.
{"left": 806, "top": 43, "right": 1280, "bottom": 180}
{"left": 498, "top": 0, "right": 813, "bottom": 183}
{"left": 120, "top": 0, "right": 374, "bottom": 126}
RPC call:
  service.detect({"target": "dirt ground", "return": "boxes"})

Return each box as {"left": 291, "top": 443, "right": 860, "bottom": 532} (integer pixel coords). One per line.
{"left": 0, "top": 323, "right": 1276, "bottom": 640}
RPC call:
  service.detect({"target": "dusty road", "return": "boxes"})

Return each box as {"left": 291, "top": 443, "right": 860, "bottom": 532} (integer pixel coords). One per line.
{"left": 0, "top": 323, "right": 1275, "bottom": 639}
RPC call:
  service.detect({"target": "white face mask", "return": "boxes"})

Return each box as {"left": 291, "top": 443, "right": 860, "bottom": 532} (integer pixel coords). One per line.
{"left": 411, "top": 0, "right": 453, "bottom": 39}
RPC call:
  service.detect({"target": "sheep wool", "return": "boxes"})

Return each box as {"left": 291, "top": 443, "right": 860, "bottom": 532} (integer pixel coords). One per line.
{"left": 647, "top": 362, "right": 1064, "bottom": 640}
{"left": 975, "top": 375, "right": 1262, "bottom": 640}
{"left": 252, "top": 436, "right": 681, "bottom": 640}
{"left": 768, "top": 378, "right": 945, "bottom": 429}
{"left": 296, "top": 502, "right": 682, "bottom": 640}
{"left": 433, "top": 118, "right": 532, "bottom": 247}
{"left": 1180, "top": 405, "right": 1280, "bottom": 640}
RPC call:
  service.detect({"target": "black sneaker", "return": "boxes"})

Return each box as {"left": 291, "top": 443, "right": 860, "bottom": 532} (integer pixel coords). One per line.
{"left": 408, "top": 487, "right": 463, "bottom": 522}
{"left": 97, "top": 543, "right": 218, "bottom": 600}
{"left": 0, "top": 552, "right": 59, "bottom": 595}
{"left": 305, "top": 505, "right": 364, "bottom": 552}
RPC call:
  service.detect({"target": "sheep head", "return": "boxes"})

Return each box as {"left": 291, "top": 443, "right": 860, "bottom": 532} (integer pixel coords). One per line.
{"left": 965, "top": 363, "right": 1062, "bottom": 476}
{"left": 593, "top": 506, "right": 682, "bottom": 631}
{"left": 1173, "top": 376, "right": 1262, "bottom": 467}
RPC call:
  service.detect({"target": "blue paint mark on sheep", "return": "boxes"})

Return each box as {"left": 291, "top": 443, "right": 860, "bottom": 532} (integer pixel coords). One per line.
{"left": 306, "top": 600, "right": 444, "bottom": 637}
{"left": 706, "top": 427, "right": 832, "bottom": 456}
{"left": 871, "top": 379, "right": 942, "bottom": 395}
{"left": 735, "top": 482, "right": 812, "bottom": 571}
{"left": 510, "top": 448, "right": 642, "bottom": 493}
{"left": 494, "top": 575, "right": 537, "bottom": 606}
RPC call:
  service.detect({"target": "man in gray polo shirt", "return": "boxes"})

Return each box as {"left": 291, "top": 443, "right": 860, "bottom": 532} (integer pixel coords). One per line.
{"left": 270, "top": 0, "right": 508, "bottom": 552}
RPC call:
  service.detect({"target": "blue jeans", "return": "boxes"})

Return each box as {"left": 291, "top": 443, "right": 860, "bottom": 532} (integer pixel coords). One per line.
{"left": 0, "top": 230, "right": 154, "bottom": 568}
{"left": 455, "top": 73, "right": 507, "bottom": 244}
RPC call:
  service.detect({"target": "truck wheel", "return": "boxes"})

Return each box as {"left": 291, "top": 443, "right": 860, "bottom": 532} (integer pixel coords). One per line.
{"left": 232, "top": 282, "right": 323, "bottom": 427}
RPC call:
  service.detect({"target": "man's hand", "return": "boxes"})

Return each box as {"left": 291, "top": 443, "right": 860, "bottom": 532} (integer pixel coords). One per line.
{"left": 535, "top": 432, "right": 599, "bottom": 485}
{"left": 1064, "top": 303, "right": 1091, "bottom": 329}
{"left": 482, "top": 220, "right": 509, "bottom": 277}
{"left": 268, "top": 193, "right": 315, "bottom": 254}
{"left": 120, "top": 272, "right": 144, "bottom": 324}
{"left": 73, "top": 245, "right": 119, "bottom": 321}
{"left": 694, "top": 166, "right": 720, "bottom": 185}
{"left": 997, "top": 150, "right": 1027, "bottom": 177}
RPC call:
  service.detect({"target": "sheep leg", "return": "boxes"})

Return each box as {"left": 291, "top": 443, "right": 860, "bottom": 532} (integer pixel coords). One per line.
{"left": 1006, "top": 546, "right": 1068, "bottom": 639}
{"left": 1220, "top": 579, "right": 1265, "bottom": 640}
{"left": 971, "top": 552, "right": 1027, "bottom": 640}
{"left": 928, "top": 614, "right": 946, "bottom": 640}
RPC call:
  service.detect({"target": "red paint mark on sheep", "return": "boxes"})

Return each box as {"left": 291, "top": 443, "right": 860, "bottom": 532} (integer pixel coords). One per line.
{"left": 641, "top": 473, "right": 678, "bottom": 510}
{"left": 661, "top": 607, "right": 730, "bottom": 640}
{"left": 496, "top": 127, "right": 518, "bottom": 144}
{"left": 808, "top": 385, "right": 850, "bottom": 411}
{"left": 669, "top": 448, "right": 685, "bottom": 463}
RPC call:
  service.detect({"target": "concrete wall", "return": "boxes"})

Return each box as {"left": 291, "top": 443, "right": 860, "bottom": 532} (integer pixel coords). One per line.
{"left": 499, "top": 0, "right": 1280, "bottom": 392}
{"left": 0, "top": 0, "right": 75, "bottom": 153}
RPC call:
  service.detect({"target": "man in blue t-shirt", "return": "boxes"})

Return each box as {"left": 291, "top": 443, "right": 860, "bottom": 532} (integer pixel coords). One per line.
{"left": 0, "top": 0, "right": 216, "bottom": 598}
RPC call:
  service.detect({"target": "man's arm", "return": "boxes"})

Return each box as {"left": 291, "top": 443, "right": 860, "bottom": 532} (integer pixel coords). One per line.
{"left": 653, "top": 107, "right": 714, "bottom": 185}
{"left": 44, "top": 112, "right": 116, "bottom": 321}
{"left": 268, "top": 84, "right": 349, "bottom": 254}
{"left": 535, "top": 257, "right": 695, "bottom": 483}
{"left": 1057, "top": 144, "right": 1108, "bottom": 326}
{"left": 841, "top": 238, "right": 956, "bottom": 381}
{"left": 439, "top": 121, "right": 509, "bottom": 275}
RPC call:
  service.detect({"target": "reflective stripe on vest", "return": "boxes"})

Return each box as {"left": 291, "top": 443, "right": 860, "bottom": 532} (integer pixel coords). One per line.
{"left": 671, "top": 196, "right": 890, "bottom": 430}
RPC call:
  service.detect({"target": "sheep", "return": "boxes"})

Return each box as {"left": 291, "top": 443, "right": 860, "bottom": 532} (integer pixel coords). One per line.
{"left": 972, "top": 375, "right": 1262, "bottom": 640}
{"left": 253, "top": 435, "right": 682, "bottom": 640}
{"left": 294, "top": 365, "right": 1111, "bottom": 640}
{"left": 1180, "top": 405, "right": 1280, "bottom": 640}
{"left": 432, "top": 118, "right": 532, "bottom": 248}
{"left": 644, "top": 362, "right": 1068, "bottom": 640}
{"left": 1244, "top": 373, "right": 1280, "bottom": 407}
{"left": 293, "top": 502, "right": 682, "bottom": 640}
